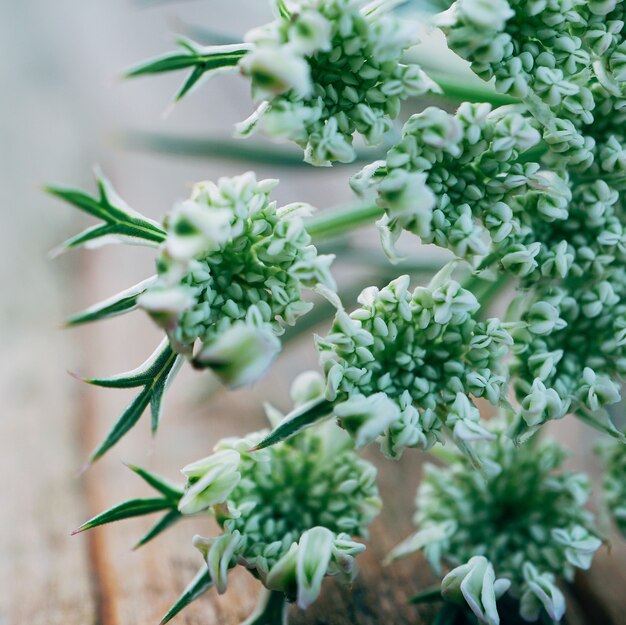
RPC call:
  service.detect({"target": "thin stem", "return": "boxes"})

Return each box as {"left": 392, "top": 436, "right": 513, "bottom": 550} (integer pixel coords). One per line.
{"left": 427, "top": 70, "right": 518, "bottom": 107}
{"left": 241, "top": 590, "right": 288, "bottom": 625}
{"left": 409, "top": 585, "right": 443, "bottom": 604}
{"left": 307, "top": 202, "right": 384, "bottom": 240}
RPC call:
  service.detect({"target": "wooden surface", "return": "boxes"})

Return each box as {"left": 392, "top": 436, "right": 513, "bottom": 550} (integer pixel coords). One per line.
{"left": 1, "top": 2, "right": 625, "bottom": 624}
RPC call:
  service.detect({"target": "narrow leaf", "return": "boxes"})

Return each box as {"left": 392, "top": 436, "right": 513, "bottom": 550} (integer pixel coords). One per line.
{"left": 160, "top": 567, "right": 214, "bottom": 625}
{"left": 72, "top": 498, "right": 173, "bottom": 534}
{"left": 175, "top": 65, "right": 206, "bottom": 101}
{"left": 120, "top": 130, "right": 387, "bottom": 166}
{"left": 127, "top": 464, "right": 183, "bottom": 501}
{"left": 86, "top": 339, "right": 175, "bottom": 389}
{"left": 150, "top": 352, "right": 184, "bottom": 433}
{"left": 125, "top": 40, "right": 249, "bottom": 103}
{"left": 89, "top": 385, "right": 153, "bottom": 463}
{"left": 133, "top": 509, "right": 182, "bottom": 550}
{"left": 47, "top": 172, "right": 166, "bottom": 253}
{"left": 252, "top": 398, "right": 333, "bottom": 451}
{"left": 409, "top": 586, "right": 443, "bottom": 604}
{"left": 65, "top": 276, "right": 156, "bottom": 326}
{"left": 86, "top": 341, "right": 182, "bottom": 462}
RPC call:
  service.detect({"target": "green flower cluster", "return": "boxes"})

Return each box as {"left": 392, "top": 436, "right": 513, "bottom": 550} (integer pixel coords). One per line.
{"left": 389, "top": 426, "right": 602, "bottom": 623}
{"left": 510, "top": 269, "right": 626, "bottom": 439}
{"left": 597, "top": 435, "right": 626, "bottom": 537}
{"left": 180, "top": 375, "right": 381, "bottom": 614}
{"left": 139, "top": 172, "right": 335, "bottom": 387}
{"left": 239, "top": 0, "right": 438, "bottom": 165}
{"left": 438, "top": 0, "right": 626, "bottom": 169}
{"left": 316, "top": 270, "right": 512, "bottom": 461}
{"left": 352, "top": 102, "right": 578, "bottom": 274}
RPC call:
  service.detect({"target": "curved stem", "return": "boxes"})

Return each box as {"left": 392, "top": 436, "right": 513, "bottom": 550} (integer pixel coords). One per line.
{"left": 427, "top": 70, "right": 518, "bottom": 107}
{"left": 241, "top": 590, "right": 288, "bottom": 625}
{"left": 307, "top": 202, "right": 384, "bottom": 240}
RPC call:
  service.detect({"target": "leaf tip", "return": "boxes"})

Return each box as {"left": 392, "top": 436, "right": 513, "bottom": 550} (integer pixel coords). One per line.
{"left": 70, "top": 524, "right": 88, "bottom": 536}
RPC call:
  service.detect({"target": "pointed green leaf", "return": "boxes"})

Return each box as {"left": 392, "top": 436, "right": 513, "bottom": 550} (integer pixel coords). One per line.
{"left": 121, "top": 130, "right": 387, "bottom": 166}
{"left": 252, "top": 398, "right": 333, "bottom": 451}
{"left": 72, "top": 498, "right": 173, "bottom": 535}
{"left": 125, "top": 40, "right": 249, "bottom": 102}
{"left": 150, "top": 352, "right": 184, "bottom": 433}
{"left": 86, "top": 341, "right": 182, "bottom": 462}
{"left": 133, "top": 509, "right": 182, "bottom": 550}
{"left": 47, "top": 172, "right": 166, "bottom": 252}
{"left": 175, "top": 64, "right": 207, "bottom": 101}
{"left": 89, "top": 385, "right": 153, "bottom": 463}
{"left": 86, "top": 339, "right": 176, "bottom": 389}
{"left": 160, "top": 567, "right": 214, "bottom": 625}
{"left": 275, "top": 0, "right": 290, "bottom": 18}
{"left": 65, "top": 276, "right": 156, "bottom": 326}
{"left": 127, "top": 464, "right": 183, "bottom": 501}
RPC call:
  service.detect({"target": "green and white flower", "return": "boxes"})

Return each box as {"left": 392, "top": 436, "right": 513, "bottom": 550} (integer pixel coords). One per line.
{"left": 72, "top": 372, "right": 381, "bottom": 624}
{"left": 316, "top": 268, "right": 512, "bottom": 464}
{"left": 510, "top": 271, "right": 626, "bottom": 441}
{"left": 140, "top": 172, "right": 335, "bottom": 384}
{"left": 238, "top": 0, "right": 438, "bottom": 165}
{"left": 50, "top": 171, "right": 334, "bottom": 461}
{"left": 388, "top": 424, "right": 603, "bottom": 623}
{"left": 127, "top": 0, "right": 437, "bottom": 166}
{"left": 438, "top": 0, "right": 626, "bottom": 175}
{"left": 352, "top": 102, "right": 574, "bottom": 274}
{"left": 182, "top": 378, "right": 381, "bottom": 621}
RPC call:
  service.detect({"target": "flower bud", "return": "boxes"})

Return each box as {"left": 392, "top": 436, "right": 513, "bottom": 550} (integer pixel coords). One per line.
{"left": 193, "top": 322, "right": 281, "bottom": 388}
{"left": 179, "top": 449, "right": 241, "bottom": 515}
{"left": 442, "top": 556, "right": 510, "bottom": 625}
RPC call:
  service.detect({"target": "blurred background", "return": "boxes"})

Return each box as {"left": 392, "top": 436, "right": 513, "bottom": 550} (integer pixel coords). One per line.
{"left": 1, "top": 2, "right": 624, "bottom": 625}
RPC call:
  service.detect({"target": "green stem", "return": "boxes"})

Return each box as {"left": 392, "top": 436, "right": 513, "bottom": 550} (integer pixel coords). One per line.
{"left": 409, "top": 586, "right": 444, "bottom": 604}
{"left": 427, "top": 70, "right": 518, "bottom": 107}
{"left": 306, "top": 202, "right": 384, "bottom": 240}
{"left": 241, "top": 590, "right": 287, "bottom": 625}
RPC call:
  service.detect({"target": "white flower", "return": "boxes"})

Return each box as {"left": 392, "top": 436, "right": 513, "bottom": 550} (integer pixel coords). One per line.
{"left": 178, "top": 449, "right": 241, "bottom": 515}
{"left": 193, "top": 322, "right": 281, "bottom": 388}
{"left": 441, "top": 556, "right": 511, "bottom": 625}
{"left": 163, "top": 200, "right": 232, "bottom": 262}
{"left": 241, "top": 47, "right": 313, "bottom": 99}
{"left": 334, "top": 393, "right": 401, "bottom": 448}
{"left": 456, "top": 0, "right": 514, "bottom": 31}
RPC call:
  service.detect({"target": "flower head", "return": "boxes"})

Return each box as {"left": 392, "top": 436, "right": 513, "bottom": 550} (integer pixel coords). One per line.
{"left": 139, "top": 172, "right": 335, "bottom": 387}
{"left": 239, "top": 0, "right": 438, "bottom": 165}
{"left": 352, "top": 102, "right": 581, "bottom": 277}
{"left": 389, "top": 425, "right": 602, "bottom": 623}
{"left": 439, "top": 0, "right": 626, "bottom": 174}
{"left": 316, "top": 270, "right": 512, "bottom": 461}
{"left": 510, "top": 271, "right": 626, "bottom": 439}
{"left": 184, "top": 374, "right": 381, "bottom": 610}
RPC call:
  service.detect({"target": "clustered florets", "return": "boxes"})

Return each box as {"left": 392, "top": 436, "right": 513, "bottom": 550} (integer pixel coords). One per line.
{"left": 238, "top": 0, "right": 438, "bottom": 165}
{"left": 510, "top": 273, "right": 626, "bottom": 438}
{"left": 60, "top": 1, "right": 626, "bottom": 623}
{"left": 352, "top": 102, "right": 574, "bottom": 272}
{"left": 439, "top": 0, "right": 626, "bottom": 167}
{"left": 390, "top": 425, "right": 602, "bottom": 624}
{"left": 316, "top": 271, "right": 512, "bottom": 462}
{"left": 178, "top": 375, "right": 381, "bottom": 609}
{"left": 138, "top": 172, "right": 335, "bottom": 386}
